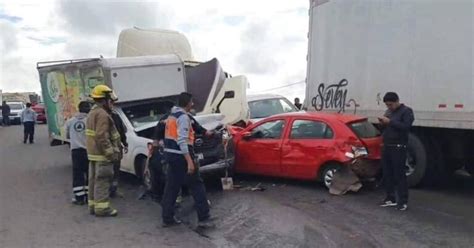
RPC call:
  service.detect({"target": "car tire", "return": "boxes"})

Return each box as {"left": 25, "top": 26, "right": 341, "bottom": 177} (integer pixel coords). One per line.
{"left": 406, "top": 133, "right": 427, "bottom": 187}
{"left": 319, "top": 163, "right": 342, "bottom": 188}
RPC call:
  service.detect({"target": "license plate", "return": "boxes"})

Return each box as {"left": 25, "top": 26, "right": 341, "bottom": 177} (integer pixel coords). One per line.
{"left": 354, "top": 148, "right": 368, "bottom": 157}
{"left": 196, "top": 153, "right": 204, "bottom": 160}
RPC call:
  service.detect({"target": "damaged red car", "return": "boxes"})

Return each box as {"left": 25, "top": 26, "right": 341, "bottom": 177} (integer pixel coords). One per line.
{"left": 231, "top": 112, "right": 382, "bottom": 188}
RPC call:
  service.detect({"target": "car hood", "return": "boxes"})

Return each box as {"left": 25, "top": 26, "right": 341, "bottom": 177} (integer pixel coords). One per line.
{"left": 134, "top": 113, "right": 225, "bottom": 133}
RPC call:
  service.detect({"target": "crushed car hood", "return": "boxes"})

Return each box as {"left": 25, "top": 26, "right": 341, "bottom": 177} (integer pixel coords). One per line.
{"left": 134, "top": 113, "right": 225, "bottom": 133}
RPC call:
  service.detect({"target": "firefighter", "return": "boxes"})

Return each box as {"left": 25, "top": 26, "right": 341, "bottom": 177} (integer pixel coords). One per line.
{"left": 86, "top": 85, "right": 122, "bottom": 217}
{"left": 161, "top": 92, "right": 213, "bottom": 227}
{"left": 66, "top": 101, "right": 91, "bottom": 205}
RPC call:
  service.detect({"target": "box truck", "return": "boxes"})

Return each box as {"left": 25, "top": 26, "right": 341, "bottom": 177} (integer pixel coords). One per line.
{"left": 37, "top": 54, "right": 246, "bottom": 179}
{"left": 304, "top": 0, "right": 474, "bottom": 186}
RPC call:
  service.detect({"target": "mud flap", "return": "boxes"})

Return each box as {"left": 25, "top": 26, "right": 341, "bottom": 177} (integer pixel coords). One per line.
{"left": 329, "top": 166, "right": 362, "bottom": 195}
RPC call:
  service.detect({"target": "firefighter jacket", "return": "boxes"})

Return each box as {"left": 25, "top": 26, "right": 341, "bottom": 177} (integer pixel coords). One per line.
{"left": 86, "top": 104, "right": 122, "bottom": 162}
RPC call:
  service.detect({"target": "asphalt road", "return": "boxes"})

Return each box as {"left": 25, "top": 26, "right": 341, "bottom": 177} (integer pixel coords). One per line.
{"left": 0, "top": 125, "right": 473, "bottom": 248}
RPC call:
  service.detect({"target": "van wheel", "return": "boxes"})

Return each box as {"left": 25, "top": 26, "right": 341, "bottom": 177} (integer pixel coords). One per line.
{"left": 406, "top": 133, "right": 427, "bottom": 187}
{"left": 319, "top": 163, "right": 342, "bottom": 188}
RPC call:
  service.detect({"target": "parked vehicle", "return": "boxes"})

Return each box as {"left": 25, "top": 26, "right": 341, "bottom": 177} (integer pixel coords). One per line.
{"left": 247, "top": 94, "right": 298, "bottom": 123}
{"left": 304, "top": 0, "right": 474, "bottom": 185}
{"left": 6, "top": 101, "right": 26, "bottom": 124}
{"left": 37, "top": 54, "right": 244, "bottom": 179}
{"left": 32, "top": 103, "right": 47, "bottom": 124}
{"left": 231, "top": 112, "right": 382, "bottom": 188}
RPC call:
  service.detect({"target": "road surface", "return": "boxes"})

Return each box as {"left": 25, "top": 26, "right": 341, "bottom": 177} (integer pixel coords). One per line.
{"left": 0, "top": 125, "right": 473, "bottom": 248}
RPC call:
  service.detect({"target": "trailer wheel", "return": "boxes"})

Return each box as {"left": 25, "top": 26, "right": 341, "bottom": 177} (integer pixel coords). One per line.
{"left": 406, "top": 133, "right": 427, "bottom": 187}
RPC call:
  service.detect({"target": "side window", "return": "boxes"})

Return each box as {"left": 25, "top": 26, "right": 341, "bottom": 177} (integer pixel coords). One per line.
{"left": 251, "top": 119, "right": 285, "bottom": 139}
{"left": 290, "top": 120, "right": 334, "bottom": 139}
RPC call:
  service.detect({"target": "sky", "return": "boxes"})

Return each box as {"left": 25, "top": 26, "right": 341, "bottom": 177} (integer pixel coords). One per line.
{"left": 0, "top": 0, "right": 308, "bottom": 101}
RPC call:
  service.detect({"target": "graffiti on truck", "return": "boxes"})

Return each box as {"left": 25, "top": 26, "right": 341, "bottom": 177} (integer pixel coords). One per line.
{"left": 310, "top": 79, "right": 358, "bottom": 114}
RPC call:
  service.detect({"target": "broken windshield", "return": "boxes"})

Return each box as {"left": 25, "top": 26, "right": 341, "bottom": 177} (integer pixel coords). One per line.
{"left": 121, "top": 98, "right": 176, "bottom": 129}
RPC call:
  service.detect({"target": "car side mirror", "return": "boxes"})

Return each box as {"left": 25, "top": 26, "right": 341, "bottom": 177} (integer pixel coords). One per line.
{"left": 242, "top": 131, "right": 252, "bottom": 140}
{"left": 215, "top": 90, "right": 236, "bottom": 114}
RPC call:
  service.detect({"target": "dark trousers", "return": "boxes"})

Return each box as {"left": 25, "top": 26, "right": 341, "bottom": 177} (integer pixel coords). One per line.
{"left": 23, "top": 121, "right": 35, "bottom": 143}
{"left": 382, "top": 145, "right": 409, "bottom": 205}
{"left": 149, "top": 149, "right": 166, "bottom": 198}
{"left": 110, "top": 161, "right": 120, "bottom": 194}
{"left": 161, "top": 152, "right": 210, "bottom": 223}
{"left": 2, "top": 116, "right": 9, "bottom": 126}
{"left": 72, "top": 148, "right": 89, "bottom": 201}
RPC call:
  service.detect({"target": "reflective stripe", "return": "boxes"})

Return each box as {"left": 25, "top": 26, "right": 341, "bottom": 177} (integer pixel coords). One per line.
{"left": 88, "top": 200, "right": 95, "bottom": 207}
{"left": 163, "top": 148, "right": 183, "bottom": 154}
{"left": 95, "top": 202, "right": 110, "bottom": 209}
{"left": 73, "top": 186, "right": 84, "bottom": 191}
{"left": 88, "top": 154, "right": 107, "bottom": 161}
{"left": 104, "top": 147, "right": 114, "bottom": 155}
{"left": 75, "top": 191, "right": 87, "bottom": 196}
{"left": 85, "top": 129, "right": 96, "bottom": 136}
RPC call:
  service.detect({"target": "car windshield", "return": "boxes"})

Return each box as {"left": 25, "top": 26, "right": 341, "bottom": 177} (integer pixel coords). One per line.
{"left": 249, "top": 98, "right": 297, "bottom": 119}
{"left": 349, "top": 120, "right": 381, "bottom": 138}
{"left": 122, "top": 99, "right": 176, "bottom": 129}
{"left": 9, "top": 104, "right": 23, "bottom": 110}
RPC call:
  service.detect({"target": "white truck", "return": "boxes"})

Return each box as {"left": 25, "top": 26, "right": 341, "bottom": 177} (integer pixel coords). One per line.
{"left": 37, "top": 54, "right": 245, "bottom": 179}
{"left": 305, "top": 0, "right": 474, "bottom": 186}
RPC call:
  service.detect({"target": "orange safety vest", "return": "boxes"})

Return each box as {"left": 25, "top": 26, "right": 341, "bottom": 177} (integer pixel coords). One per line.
{"left": 163, "top": 111, "right": 195, "bottom": 154}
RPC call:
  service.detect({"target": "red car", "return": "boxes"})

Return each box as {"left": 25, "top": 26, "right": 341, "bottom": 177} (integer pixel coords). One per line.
{"left": 32, "top": 103, "right": 47, "bottom": 124}
{"left": 231, "top": 112, "right": 382, "bottom": 187}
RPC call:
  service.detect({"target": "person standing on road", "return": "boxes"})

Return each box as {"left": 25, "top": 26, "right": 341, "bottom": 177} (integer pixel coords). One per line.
{"left": 66, "top": 101, "right": 91, "bottom": 205}
{"left": 86, "top": 85, "right": 122, "bottom": 217}
{"left": 161, "top": 92, "right": 213, "bottom": 227}
{"left": 20, "top": 103, "right": 37, "bottom": 144}
{"left": 378, "top": 92, "right": 414, "bottom": 211}
{"left": 109, "top": 96, "right": 128, "bottom": 198}
{"left": 2, "top": 101, "right": 11, "bottom": 126}
{"left": 294, "top": 97, "right": 302, "bottom": 110}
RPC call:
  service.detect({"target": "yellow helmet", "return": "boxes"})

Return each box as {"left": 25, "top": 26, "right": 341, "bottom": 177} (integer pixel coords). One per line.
{"left": 90, "top": 85, "right": 115, "bottom": 99}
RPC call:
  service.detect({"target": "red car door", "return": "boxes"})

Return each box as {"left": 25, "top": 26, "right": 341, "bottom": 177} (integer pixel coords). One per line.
{"left": 281, "top": 118, "right": 337, "bottom": 180}
{"left": 235, "top": 119, "right": 286, "bottom": 176}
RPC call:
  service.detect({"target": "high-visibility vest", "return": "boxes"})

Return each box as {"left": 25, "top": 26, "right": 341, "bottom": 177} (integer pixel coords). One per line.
{"left": 163, "top": 111, "right": 195, "bottom": 154}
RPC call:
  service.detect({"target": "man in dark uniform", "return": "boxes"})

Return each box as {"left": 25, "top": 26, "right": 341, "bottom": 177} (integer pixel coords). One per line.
{"left": 378, "top": 92, "right": 414, "bottom": 211}
{"left": 109, "top": 95, "right": 128, "bottom": 198}
{"left": 2, "top": 101, "right": 10, "bottom": 126}
{"left": 161, "top": 92, "right": 214, "bottom": 227}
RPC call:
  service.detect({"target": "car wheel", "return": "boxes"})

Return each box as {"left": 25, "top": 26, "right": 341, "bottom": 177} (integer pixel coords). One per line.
{"left": 320, "top": 164, "right": 341, "bottom": 188}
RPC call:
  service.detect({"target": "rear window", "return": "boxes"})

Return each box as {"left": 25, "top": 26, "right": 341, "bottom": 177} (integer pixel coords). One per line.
{"left": 349, "top": 120, "right": 380, "bottom": 138}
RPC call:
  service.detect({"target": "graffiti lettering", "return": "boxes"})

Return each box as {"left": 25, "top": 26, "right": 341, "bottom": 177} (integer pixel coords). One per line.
{"left": 311, "top": 79, "right": 350, "bottom": 113}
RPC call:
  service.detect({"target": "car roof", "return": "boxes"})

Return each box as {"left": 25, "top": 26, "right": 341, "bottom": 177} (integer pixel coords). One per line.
{"left": 271, "top": 111, "right": 367, "bottom": 124}
{"left": 247, "top": 93, "right": 289, "bottom": 102}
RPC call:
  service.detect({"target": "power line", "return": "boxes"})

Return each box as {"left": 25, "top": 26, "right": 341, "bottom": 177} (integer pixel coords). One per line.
{"left": 253, "top": 80, "right": 305, "bottom": 93}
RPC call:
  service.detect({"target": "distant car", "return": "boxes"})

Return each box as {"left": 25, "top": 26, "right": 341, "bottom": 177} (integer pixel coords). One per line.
{"left": 6, "top": 101, "right": 26, "bottom": 125}
{"left": 231, "top": 112, "right": 382, "bottom": 188}
{"left": 247, "top": 94, "right": 298, "bottom": 123}
{"left": 32, "top": 103, "right": 47, "bottom": 124}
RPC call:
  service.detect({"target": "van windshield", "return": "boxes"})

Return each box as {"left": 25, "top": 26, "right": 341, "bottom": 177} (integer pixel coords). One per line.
{"left": 9, "top": 104, "right": 23, "bottom": 110}
{"left": 121, "top": 99, "right": 176, "bottom": 129}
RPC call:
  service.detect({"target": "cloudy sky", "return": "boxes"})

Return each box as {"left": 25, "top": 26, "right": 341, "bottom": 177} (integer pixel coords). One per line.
{"left": 0, "top": 0, "right": 308, "bottom": 100}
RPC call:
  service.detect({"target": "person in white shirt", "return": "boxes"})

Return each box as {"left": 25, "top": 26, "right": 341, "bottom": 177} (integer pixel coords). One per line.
{"left": 20, "top": 103, "right": 37, "bottom": 144}
{"left": 65, "top": 101, "right": 91, "bottom": 205}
